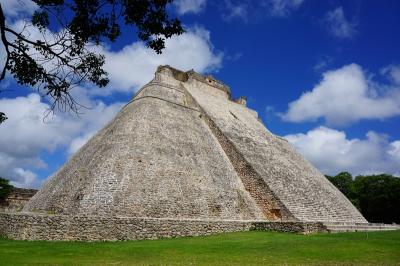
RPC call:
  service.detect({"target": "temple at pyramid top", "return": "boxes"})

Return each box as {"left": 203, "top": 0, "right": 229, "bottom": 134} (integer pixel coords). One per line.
{"left": 24, "top": 65, "right": 367, "bottom": 224}
{"left": 158, "top": 65, "right": 231, "bottom": 95}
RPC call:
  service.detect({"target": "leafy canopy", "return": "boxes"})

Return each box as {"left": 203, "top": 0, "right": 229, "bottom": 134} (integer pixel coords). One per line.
{"left": 0, "top": 0, "right": 183, "bottom": 122}
{"left": 326, "top": 172, "right": 400, "bottom": 223}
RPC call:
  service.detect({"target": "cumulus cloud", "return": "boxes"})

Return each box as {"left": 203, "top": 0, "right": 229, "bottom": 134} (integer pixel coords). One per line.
{"left": 389, "top": 141, "right": 400, "bottom": 161}
{"left": 2, "top": 17, "right": 222, "bottom": 95}
{"left": 0, "top": 20, "right": 224, "bottom": 188}
{"left": 285, "top": 126, "right": 400, "bottom": 176}
{"left": 174, "top": 0, "right": 206, "bottom": 14}
{"left": 381, "top": 65, "right": 400, "bottom": 85}
{"left": 324, "top": 7, "right": 357, "bottom": 39}
{"left": 0, "top": 153, "right": 43, "bottom": 189}
{"left": 1, "top": 0, "right": 37, "bottom": 19}
{"left": 68, "top": 132, "right": 95, "bottom": 155}
{"left": 96, "top": 26, "right": 222, "bottom": 94}
{"left": 10, "top": 168, "right": 39, "bottom": 189}
{"left": 0, "top": 94, "right": 124, "bottom": 188}
{"left": 1, "top": 0, "right": 225, "bottom": 190}
{"left": 282, "top": 63, "right": 400, "bottom": 126}
{"left": 2, "top": 15, "right": 223, "bottom": 96}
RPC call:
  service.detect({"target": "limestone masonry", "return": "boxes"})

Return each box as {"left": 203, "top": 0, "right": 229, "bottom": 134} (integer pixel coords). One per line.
{"left": 0, "top": 188, "right": 37, "bottom": 213}
{"left": 2, "top": 65, "right": 386, "bottom": 241}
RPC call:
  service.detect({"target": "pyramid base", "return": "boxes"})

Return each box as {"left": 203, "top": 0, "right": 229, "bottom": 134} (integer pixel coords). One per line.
{"left": 323, "top": 222, "right": 400, "bottom": 232}
{"left": 0, "top": 212, "right": 326, "bottom": 241}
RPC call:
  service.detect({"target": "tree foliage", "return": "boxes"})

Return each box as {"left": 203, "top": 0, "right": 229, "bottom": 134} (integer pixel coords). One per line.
{"left": 0, "top": 0, "right": 183, "bottom": 123}
{"left": 0, "top": 177, "right": 13, "bottom": 200}
{"left": 326, "top": 172, "right": 400, "bottom": 223}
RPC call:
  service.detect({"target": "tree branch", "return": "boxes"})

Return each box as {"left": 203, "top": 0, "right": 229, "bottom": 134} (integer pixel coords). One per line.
{"left": 0, "top": 0, "right": 183, "bottom": 124}
{"left": 0, "top": 3, "right": 10, "bottom": 81}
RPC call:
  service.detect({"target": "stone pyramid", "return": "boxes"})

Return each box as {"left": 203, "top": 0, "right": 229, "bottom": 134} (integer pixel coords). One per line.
{"left": 24, "top": 65, "right": 366, "bottom": 224}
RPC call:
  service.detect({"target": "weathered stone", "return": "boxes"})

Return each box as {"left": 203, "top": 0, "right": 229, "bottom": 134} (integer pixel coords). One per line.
{"left": 0, "top": 188, "right": 37, "bottom": 212}
{"left": 0, "top": 212, "right": 327, "bottom": 241}
{"left": 0, "top": 65, "right": 370, "bottom": 241}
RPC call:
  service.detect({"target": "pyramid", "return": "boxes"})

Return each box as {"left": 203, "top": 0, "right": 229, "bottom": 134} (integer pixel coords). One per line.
{"left": 23, "top": 65, "right": 366, "bottom": 225}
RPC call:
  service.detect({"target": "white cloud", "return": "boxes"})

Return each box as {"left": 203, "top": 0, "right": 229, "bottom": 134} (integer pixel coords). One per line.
{"left": 97, "top": 26, "right": 222, "bottom": 94}
{"left": 1, "top": 19, "right": 87, "bottom": 89}
{"left": 285, "top": 126, "right": 400, "bottom": 176}
{"left": 1, "top": 0, "right": 226, "bottom": 191}
{"left": 389, "top": 141, "right": 400, "bottom": 162}
{"left": 381, "top": 65, "right": 400, "bottom": 85}
{"left": 0, "top": 153, "right": 43, "bottom": 188}
{"left": 324, "top": 7, "right": 357, "bottom": 39}
{"left": 68, "top": 132, "right": 94, "bottom": 155}
{"left": 0, "top": 94, "right": 75, "bottom": 157}
{"left": 269, "top": 0, "right": 304, "bottom": 17}
{"left": 2, "top": 19, "right": 222, "bottom": 95}
{"left": 0, "top": 17, "right": 224, "bottom": 187}
{"left": 282, "top": 63, "right": 400, "bottom": 126}
{"left": 11, "top": 168, "right": 39, "bottom": 188}
{"left": 1, "top": 0, "right": 37, "bottom": 19}
{"left": 0, "top": 93, "right": 124, "bottom": 188}
{"left": 174, "top": 0, "right": 206, "bottom": 14}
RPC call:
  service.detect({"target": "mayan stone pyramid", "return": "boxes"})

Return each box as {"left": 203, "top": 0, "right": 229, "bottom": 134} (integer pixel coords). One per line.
{"left": 24, "top": 65, "right": 366, "bottom": 224}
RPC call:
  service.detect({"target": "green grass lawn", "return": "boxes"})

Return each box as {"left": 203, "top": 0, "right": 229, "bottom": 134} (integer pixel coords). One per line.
{"left": 0, "top": 231, "right": 399, "bottom": 265}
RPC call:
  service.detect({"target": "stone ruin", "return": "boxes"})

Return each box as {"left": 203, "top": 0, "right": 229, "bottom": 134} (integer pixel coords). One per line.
{"left": 0, "top": 188, "right": 37, "bottom": 213}
{"left": 1, "top": 66, "right": 398, "bottom": 241}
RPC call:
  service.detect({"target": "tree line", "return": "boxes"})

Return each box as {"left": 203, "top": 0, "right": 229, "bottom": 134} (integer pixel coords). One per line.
{"left": 326, "top": 172, "right": 400, "bottom": 224}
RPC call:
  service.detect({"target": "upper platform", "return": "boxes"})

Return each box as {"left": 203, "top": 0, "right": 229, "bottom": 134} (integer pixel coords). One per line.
{"left": 156, "top": 65, "right": 232, "bottom": 98}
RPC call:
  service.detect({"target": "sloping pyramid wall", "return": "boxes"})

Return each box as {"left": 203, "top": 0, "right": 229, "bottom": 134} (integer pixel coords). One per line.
{"left": 24, "top": 65, "right": 366, "bottom": 224}
{"left": 23, "top": 67, "right": 263, "bottom": 220}
{"left": 184, "top": 75, "right": 366, "bottom": 223}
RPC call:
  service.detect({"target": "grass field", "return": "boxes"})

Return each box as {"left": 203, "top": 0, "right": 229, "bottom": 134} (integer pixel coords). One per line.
{"left": 0, "top": 231, "right": 399, "bottom": 265}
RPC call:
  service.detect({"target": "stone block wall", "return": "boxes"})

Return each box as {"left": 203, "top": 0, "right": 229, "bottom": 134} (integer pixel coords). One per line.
{"left": 184, "top": 75, "right": 367, "bottom": 223}
{"left": 0, "top": 212, "right": 326, "bottom": 241}
{"left": 0, "top": 188, "right": 37, "bottom": 212}
{"left": 183, "top": 88, "right": 294, "bottom": 221}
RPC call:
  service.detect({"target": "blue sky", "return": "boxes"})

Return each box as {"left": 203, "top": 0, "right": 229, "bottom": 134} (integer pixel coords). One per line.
{"left": 0, "top": 0, "right": 399, "bottom": 188}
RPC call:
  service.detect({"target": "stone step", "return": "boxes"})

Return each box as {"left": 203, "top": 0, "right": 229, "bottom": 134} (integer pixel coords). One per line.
{"left": 326, "top": 226, "right": 397, "bottom": 231}
{"left": 327, "top": 229, "right": 397, "bottom": 233}
{"left": 323, "top": 222, "right": 398, "bottom": 226}
{"left": 323, "top": 223, "right": 400, "bottom": 233}
{"left": 325, "top": 224, "right": 398, "bottom": 228}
